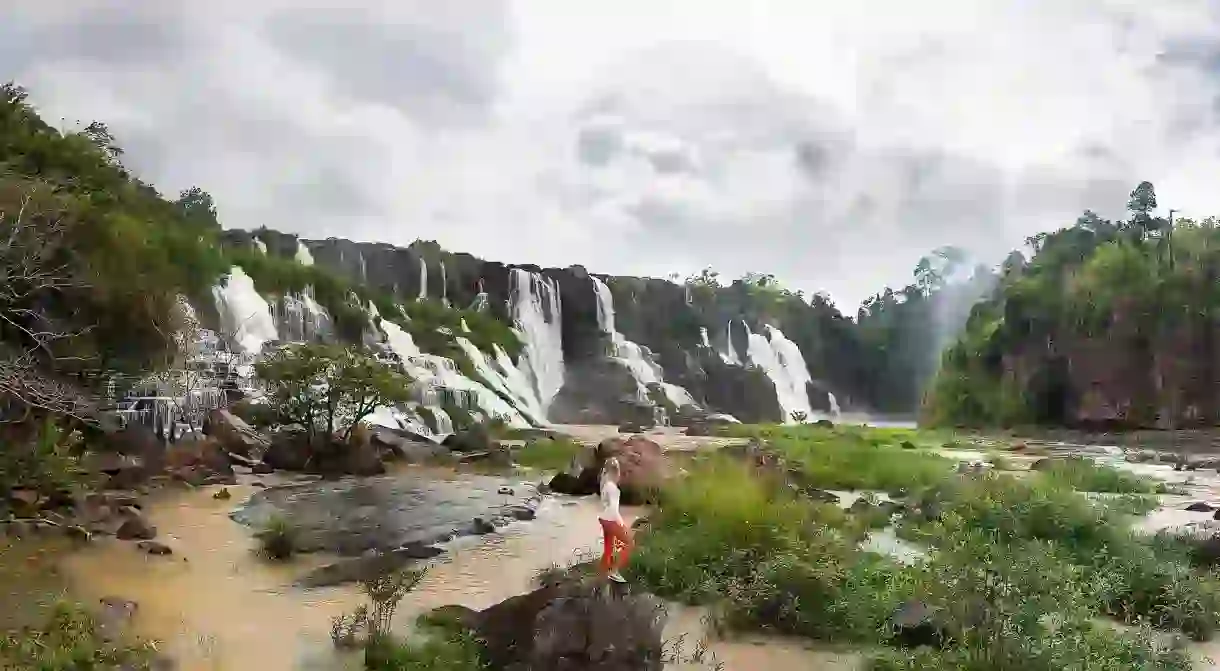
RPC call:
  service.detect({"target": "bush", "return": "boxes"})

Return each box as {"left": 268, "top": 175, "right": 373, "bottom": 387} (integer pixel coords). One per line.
{"left": 1036, "top": 456, "right": 1164, "bottom": 494}
{"left": 764, "top": 427, "right": 953, "bottom": 493}
{"left": 513, "top": 437, "right": 583, "bottom": 471}
{"left": 364, "top": 627, "right": 486, "bottom": 671}
{"left": 256, "top": 514, "right": 298, "bottom": 561}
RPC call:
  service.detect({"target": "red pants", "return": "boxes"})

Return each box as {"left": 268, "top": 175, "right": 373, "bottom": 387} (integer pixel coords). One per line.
{"left": 599, "top": 518, "right": 633, "bottom": 573}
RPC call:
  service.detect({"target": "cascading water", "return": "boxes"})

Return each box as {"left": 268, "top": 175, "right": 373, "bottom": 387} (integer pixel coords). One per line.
{"left": 719, "top": 321, "right": 742, "bottom": 365}
{"left": 418, "top": 258, "right": 428, "bottom": 300}
{"left": 374, "top": 313, "right": 530, "bottom": 428}
{"left": 743, "top": 322, "right": 815, "bottom": 422}
{"left": 358, "top": 251, "right": 368, "bottom": 283}
{"left": 253, "top": 238, "right": 267, "bottom": 255}
{"left": 470, "top": 279, "right": 490, "bottom": 312}
{"left": 699, "top": 327, "right": 711, "bottom": 348}
{"left": 440, "top": 260, "right": 449, "bottom": 307}
{"left": 591, "top": 277, "right": 697, "bottom": 410}
{"left": 212, "top": 266, "right": 279, "bottom": 354}
{"left": 295, "top": 242, "right": 314, "bottom": 266}
{"left": 510, "top": 269, "right": 566, "bottom": 416}
{"left": 456, "top": 338, "right": 546, "bottom": 425}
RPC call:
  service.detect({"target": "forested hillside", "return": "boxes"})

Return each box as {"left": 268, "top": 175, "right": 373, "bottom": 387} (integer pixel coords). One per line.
{"left": 925, "top": 182, "right": 1218, "bottom": 430}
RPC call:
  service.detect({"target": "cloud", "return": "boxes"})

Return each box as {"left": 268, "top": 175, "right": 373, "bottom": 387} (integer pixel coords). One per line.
{"left": 4, "top": 0, "right": 1220, "bottom": 310}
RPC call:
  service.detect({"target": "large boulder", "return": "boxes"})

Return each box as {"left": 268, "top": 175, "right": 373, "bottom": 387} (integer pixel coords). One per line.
{"left": 202, "top": 408, "right": 269, "bottom": 457}
{"left": 595, "top": 435, "right": 665, "bottom": 504}
{"left": 262, "top": 426, "right": 385, "bottom": 476}
{"left": 370, "top": 427, "right": 447, "bottom": 464}
{"left": 165, "top": 438, "right": 236, "bottom": 486}
{"left": 474, "top": 576, "right": 667, "bottom": 671}
{"left": 443, "top": 424, "right": 493, "bottom": 452}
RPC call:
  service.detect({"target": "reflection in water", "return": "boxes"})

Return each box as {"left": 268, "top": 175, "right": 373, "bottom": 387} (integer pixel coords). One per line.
{"left": 60, "top": 478, "right": 855, "bottom": 670}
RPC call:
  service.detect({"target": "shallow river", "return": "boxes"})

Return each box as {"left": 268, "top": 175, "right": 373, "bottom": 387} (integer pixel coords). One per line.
{"left": 60, "top": 474, "right": 858, "bottom": 670}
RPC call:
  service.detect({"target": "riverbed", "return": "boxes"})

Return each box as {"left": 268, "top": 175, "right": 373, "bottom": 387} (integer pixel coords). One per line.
{"left": 58, "top": 470, "right": 858, "bottom": 670}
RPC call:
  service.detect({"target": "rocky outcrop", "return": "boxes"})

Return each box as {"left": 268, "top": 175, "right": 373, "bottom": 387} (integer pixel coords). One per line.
{"left": 471, "top": 573, "right": 667, "bottom": 671}
{"left": 262, "top": 427, "right": 385, "bottom": 477}
{"left": 548, "top": 435, "right": 666, "bottom": 505}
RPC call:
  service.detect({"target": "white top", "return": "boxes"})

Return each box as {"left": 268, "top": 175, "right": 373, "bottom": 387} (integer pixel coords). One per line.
{"left": 598, "top": 479, "right": 623, "bottom": 524}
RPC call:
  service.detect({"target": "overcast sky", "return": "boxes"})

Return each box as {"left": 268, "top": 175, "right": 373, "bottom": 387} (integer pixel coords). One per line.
{"left": 4, "top": 1, "right": 1220, "bottom": 310}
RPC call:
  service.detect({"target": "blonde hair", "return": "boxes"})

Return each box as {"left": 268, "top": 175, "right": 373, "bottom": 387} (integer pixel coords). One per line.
{"left": 601, "top": 456, "right": 621, "bottom": 484}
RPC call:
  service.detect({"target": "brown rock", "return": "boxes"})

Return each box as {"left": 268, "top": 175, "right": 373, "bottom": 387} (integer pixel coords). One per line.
{"left": 203, "top": 408, "right": 270, "bottom": 457}
{"left": 594, "top": 435, "right": 666, "bottom": 504}
{"left": 136, "top": 540, "right": 173, "bottom": 556}
{"left": 475, "top": 575, "right": 667, "bottom": 671}
{"left": 116, "top": 513, "right": 156, "bottom": 541}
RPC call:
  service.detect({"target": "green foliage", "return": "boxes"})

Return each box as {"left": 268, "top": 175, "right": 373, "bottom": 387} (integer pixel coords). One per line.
{"left": 0, "top": 417, "right": 84, "bottom": 496}
{"left": 363, "top": 627, "right": 487, "bottom": 671}
{"left": 256, "top": 514, "right": 299, "bottom": 561}
{"left": 1035, "top": 456, "right": 1165, "bottom": 494}
{"left": 512, "top": 436, "right": 583, "bottom": 471}
{"left": 256, "top": 343, "right": 413, "bottom": 441}
{"left": 0, "top": 601, "right": 154, "bottom": 670}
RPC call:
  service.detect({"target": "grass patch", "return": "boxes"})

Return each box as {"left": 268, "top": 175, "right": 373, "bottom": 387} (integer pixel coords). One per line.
{"left": 364, "top": 627, "right": 487, "bottom": 671}
{"left": 0, "top": 601, "right": 154, "bottom": 670}
{"left": 512, "top": 437, "right": 584, "bottom": 472}
{"left": 1036, "top": 456, "right": 1165, "bottom": 494}
{"left": 632, "top": 423, "right": 1207, "bottom": 670}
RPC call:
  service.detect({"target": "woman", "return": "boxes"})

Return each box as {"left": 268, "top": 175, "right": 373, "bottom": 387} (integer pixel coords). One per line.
{"left": 598, "top": 456, "right": 633, "bottom": 583}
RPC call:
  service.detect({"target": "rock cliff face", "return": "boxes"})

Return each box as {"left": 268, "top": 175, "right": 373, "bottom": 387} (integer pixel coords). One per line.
{"left": 222, "top": 229, "right": 865, "bottom": 424}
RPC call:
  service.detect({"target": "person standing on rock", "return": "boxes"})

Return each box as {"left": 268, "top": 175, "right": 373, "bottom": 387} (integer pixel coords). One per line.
{"left": 598, "top": 457, "right": 633, "bottom": 583}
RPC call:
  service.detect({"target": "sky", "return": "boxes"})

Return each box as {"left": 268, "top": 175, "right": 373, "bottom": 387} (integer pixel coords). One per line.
{"left": 4, "top": 0, "right": 1220, "bottom": 310}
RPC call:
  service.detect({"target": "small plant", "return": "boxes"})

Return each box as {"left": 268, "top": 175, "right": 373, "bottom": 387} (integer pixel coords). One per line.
{"left": 330, "top": 605, "right": 369, "bottom": 649}
{"left": 0, "top": 601, "right": 154, "bottom": 669}
{"left": 256, "top": 514, "right": 298, "bottom": 561}
{"left": 361, "top": 568, "right": 428, "bottom": 641}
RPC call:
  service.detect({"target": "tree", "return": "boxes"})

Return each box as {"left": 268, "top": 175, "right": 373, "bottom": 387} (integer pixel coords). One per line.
{"left": 256, "top": 343, "right": 413, "bottom": 443}
{"left": 82, "top": 121, "right": 123, "bottom": 163}
{"left": 174, "top": 186, "right": 219, "bottom": 229}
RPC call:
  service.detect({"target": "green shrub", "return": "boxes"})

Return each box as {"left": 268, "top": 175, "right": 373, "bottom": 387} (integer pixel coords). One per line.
{"left": 364, "top": 628, "right": 486, "bottom": 671}
{"left": 256, "top": 514, "right": 299, "bottom": 561}
{"left": 1036, "top": 456, "right": 1164, "bottom": 494}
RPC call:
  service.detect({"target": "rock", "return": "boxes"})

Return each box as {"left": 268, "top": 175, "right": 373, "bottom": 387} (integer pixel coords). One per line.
{"left": 848, "top": 498, "right": 877, "bottom": 514}
{"left": 166, "top": 438, "right": 235, "bottom": 480}
{"left": 547, "top": 471, "right": 599, "bottom": 497}
{"left": 443, "top": 424, "right": 493, "bottom": 452}
{"left": 888, "top": 600, "right": 947, "bottom": 649}
{"left": 116, "top": 513, "right": 156, "bottom": 541}
{"left": 213, "top": 488, "right": 232, "bottom": 501}
{"left": 814, "top": 419, "right": 835, "bottom": 428}
{"left": 595, "top": 435, "right": 666, "bottom": 504}
{"left": 136, "top": 540, "right": 173, "bottom": 555}
{"left": 1186, "top": 502, "right": 1216, "bottom": 513}
{"left": 372, "top": 427, "right": 447, "bottom": 464}
{"left": 297, "top": 543, "right": 445, "bottom": 588}
{"left": 251, "top": 462, "right": 274, "bottom": 475}
{"left": 421, "top": 604, "right": 480, "bottom": 631}
{"left": 202, "top": 408, "right": 269, "bottom": 457}
{"left": 471, "top": 517, "right": 496, "bottom": 535}
{"left": 801, "top": 488, "right": 841, "bottom": 504}
{"left": 64, "top": 525, "right": 92, "bottom": 543}
{"left": 498, "top": 486, "right": 515, "bottom": 495}
{"left": 900, "top": 440, "right": 917, "bottom": 450}
{"left": 263, "top": 427, "right": 312, "bottom": 471}
{"left": 618, "top": 421, "right": 648, "bottom": 434}
{"left": 505, "top": 505, "right": 537, "bottom": 521}
{"left": 474, "top": 574, "right": 667, "bottom": 671}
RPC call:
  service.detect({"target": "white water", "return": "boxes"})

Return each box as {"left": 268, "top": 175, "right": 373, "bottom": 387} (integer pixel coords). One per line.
{"left": 295, "top": 242, "right": 314, "bottom": 266}
{"left": 591, "top": 277, "right": 698, "bottom": 410}
{"left": 509, "top": 269, "right": 566, "bottom": 417}
{"left": 456, "top": 338, "right": 546, "bottom": 425}
{"left": 418, "top": 258, "right": 428, "bottom": 300}
{"left": 440, "top": 260, "right": 449, "bottom": 307}
{"left": 276, "top": 290, "right": 330, "bottom": 343}
{"left": 358, "top": 251, "right": 368, "bottom": 283}
{"left": 828, "top": 392, "right": 841, "bottom": 415}
{"left": 374, "top": 315, "right": 529, "bottom": 427}
{"left": 719, "top": 321, "right": 742, "bottom": 365}
{"left": 699, "top": 327, "right": 711, "bottom": 348}
{"left": 212, "top": 266, "right": 279, "bottom": 354}
{"left": 744, "top": 323, "right": 815, "bottom": 422}
{"left": 253, "top": 238, "right": 267, "bottom": 255}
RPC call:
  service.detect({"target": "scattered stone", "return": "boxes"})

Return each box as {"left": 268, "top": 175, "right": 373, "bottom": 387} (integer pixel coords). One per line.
{"left": 116, "top": 514, "right": 156, "bottom": 541}
{"left": 251, "top": 462, "right": 274, "bottom": 475}
{"left": 64, "top": 525, "right": 92, "bottom": 543}
{"left": 505, "top": 505, "right": 536, "bottom": 521}
{"left": 213, "top": 488, "right": 232, "bottom": 501}
{"left": 251, "top": 481, "right": 266, "bottom": 488}
{"left": 1186, "top": 502, "right": 1216, "bottom": 513}
{"left": 498, "top": 486, "right": 514, "bottom": 495}
{"left": 900, "top": 440, "right": 917, "bottom": 450}
{"left": 136, "top": 540, "right": 173, "bottom": 556}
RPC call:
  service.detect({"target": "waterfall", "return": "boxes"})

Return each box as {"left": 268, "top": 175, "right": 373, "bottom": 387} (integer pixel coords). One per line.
{"left": 743, "top": 323, "right": 815, "bottom": 423}
{"left": 418, "top": 258, "right": 428, "bottom": 300}
{"left": 212, "top": 266, "right": 278, "bottom": 353}
{"left": 374, "top": 313, "right": 530, "bottom": 427}
{"left": 253, "top": 238, "right": 267, "bottom": 254}
{"left": 440, "top": 260, "right": 449, "bottom": 307}
{"left": 295, "top": 242, "right": 314, "bottom": 266}
{"left": 275, "top": 289, "right": 330, "bottom": 343}
{"left": 510, "top": 269, "right": 566, "bottom": 416}
{"left": 719, "top": 321, "right": 742, "bottom": 365}
{"left": 699, "top": 327, "right": 711, "bottom": 348}
{"left": 828, "top": 391, "right": 841, "bottom": 416}
{"left": 456, "top": 338, "right": 546, "bottom": 425}
{"left": 358, "top": 251, "right": 368, "bottom": 283}
{"left": 591, "top": 277, "right": 697, "bottom": 410}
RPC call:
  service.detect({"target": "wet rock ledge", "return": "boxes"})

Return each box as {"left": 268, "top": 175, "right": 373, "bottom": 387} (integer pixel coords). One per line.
{"left": 229, "top": 472, "right": 542, "bottom": 559}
